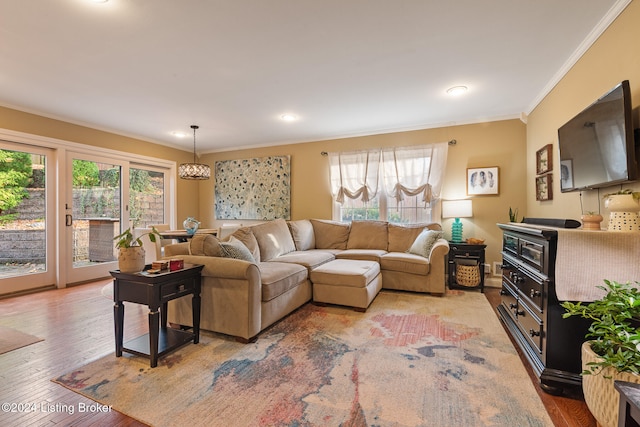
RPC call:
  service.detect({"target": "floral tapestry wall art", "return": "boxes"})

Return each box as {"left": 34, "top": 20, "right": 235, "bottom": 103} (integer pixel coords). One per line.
{"left": 215, "top": 156, "right": 291, "bottom": 220}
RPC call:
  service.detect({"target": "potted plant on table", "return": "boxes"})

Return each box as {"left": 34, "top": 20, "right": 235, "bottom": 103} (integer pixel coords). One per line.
{"left": 114, "top": 227, "right": 161, "bottom": 273}
{"left": 561, "top": 280, "right": 640, "bottom": 427}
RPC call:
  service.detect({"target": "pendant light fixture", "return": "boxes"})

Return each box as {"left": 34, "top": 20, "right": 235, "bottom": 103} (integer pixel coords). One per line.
{"left": 178, "top": 125, "right": 211, "bottom": 180}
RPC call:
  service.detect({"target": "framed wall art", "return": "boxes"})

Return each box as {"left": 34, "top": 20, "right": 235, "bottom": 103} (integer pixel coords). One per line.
{"left": 536, "top": 174, "right": 553, "bottom": 201}
{"left": 536, "top": 144, "right": 553, "bottom": 175}
{"left": 214, "top": 155, "right": 291, "bottom": 220}
{"left": 467, "top": 166, "right": 499, "bottom": 195}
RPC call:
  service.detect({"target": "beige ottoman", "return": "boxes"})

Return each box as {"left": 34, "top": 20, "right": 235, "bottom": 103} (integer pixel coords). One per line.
{"left": 310, "top": 259, "right": 382, "bottom": 311}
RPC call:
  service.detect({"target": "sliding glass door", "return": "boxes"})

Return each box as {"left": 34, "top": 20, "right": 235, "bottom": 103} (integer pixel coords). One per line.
{"left": 0, "top": 131, "right": 175, "bottom": 295}
{"left": 64, "top": 154, "right": 172, "bottom": 285}
{"left": 0, "top": 141, "right": 56, "bottom": 294}
{"left": 65, "top": 152, "right": 128, "bottom": 284}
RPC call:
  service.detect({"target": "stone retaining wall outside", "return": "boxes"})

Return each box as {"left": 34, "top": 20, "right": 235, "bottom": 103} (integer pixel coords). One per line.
{"left": 1, "top": 188, "right": 165, "bottom": 264}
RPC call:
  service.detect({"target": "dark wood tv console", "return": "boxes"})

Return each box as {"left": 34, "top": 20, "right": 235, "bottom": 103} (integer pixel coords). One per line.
{"left": 497, "top": 223, "right": 590, "bottom": 395}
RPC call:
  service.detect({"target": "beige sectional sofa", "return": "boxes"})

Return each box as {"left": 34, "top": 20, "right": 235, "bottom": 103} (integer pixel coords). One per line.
{"left": 164, "top": 218, "right": 449, "bottom": 342}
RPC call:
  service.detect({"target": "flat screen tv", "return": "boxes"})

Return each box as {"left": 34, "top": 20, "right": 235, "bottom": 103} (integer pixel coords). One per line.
{"left": 558, "top": 80, "right": 637, "bottom": 192}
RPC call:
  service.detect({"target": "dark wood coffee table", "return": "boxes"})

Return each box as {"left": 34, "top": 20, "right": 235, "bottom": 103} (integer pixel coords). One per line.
{"left": 110, "top": 264, "right": 203, "bottom": 367}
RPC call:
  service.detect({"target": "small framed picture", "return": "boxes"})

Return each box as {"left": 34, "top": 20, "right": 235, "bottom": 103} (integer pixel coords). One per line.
{"left": 467, "top": 167, "right": 499, "bottom": 195}
{"left": 536, "top": 144, "right": 553, "bottom": 175}
{"left": 536, "top": 174, "right": 553, "bottom": 201}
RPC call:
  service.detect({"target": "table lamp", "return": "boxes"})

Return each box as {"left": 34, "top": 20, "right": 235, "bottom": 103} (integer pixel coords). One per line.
{"left": 442, "top": 199, "right": 473, "bottom": 243}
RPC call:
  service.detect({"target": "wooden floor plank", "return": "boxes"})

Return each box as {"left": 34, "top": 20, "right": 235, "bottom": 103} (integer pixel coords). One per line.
{"left": 0, "top": 281, "right": 594, "bottom": 426}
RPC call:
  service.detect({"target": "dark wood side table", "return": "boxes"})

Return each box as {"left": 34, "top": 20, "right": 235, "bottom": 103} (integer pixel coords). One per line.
{"left": 447, "top": 242, "right": 486, "bottom": 292}
{"left": 615, "top": 381, "right": 640, "bottom": 427}
{"left": 110, "top": 264, "right": 203, "bottom": 367}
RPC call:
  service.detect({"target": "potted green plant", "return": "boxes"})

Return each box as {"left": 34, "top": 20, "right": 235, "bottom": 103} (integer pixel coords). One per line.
{"left": 114, "top": 227, "right": 161, "bottom": 273}
{"left": 508, "top": 207, "right": 519, "bottom": 222}
{"left": 561, "top": 280, "right": 640, "bottom": 427}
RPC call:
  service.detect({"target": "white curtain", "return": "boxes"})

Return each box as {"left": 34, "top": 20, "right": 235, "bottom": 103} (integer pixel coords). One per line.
{"left": 381, "top": 142, "right": 448, "bottom": 206}
{"left": 329, "top": 150, "right": 381, "bottom": 203}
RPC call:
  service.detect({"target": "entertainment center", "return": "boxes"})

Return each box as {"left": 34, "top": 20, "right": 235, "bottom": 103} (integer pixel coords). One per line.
{"left": 497, "top": 222, "right": 590, "bottom": 394}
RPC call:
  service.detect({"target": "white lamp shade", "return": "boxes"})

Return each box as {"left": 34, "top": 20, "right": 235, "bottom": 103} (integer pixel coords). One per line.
{"left": 442, "top": 199, "right": 473, "bottom": 218}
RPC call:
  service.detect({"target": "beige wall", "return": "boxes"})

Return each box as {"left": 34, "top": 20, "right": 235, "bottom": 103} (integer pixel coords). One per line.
{"left": 0, "top": 105, "right": 200, "bottom": 224}
{"left": 202, "top": 119, "right": 527, "bottom": 273}
{"left": 526, "top": 1, "right": 640, "bottom": 222}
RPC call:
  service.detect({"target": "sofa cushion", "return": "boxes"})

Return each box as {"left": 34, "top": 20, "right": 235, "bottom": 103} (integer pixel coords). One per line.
{"left": 230, "top": 227, "right": 261, "bottom": 262}
{"left": 380, "top": 252, "right": 430, "bottom": 276}
{"left": 310, "top": 259, "right": 380, "bottom": 288}
{"left": 387, "top": 224, "right": 427, "bottom": 252}
{"left": 335, "top": 249, "right": 387, "bottom": 263}
{"left": 258, "top": 261, "right": 308, "bottom": 302}
{"left": 189, "top": 234, "right": 224, "bottom": 257}
{"left": 408, "top": 229, "right": 444, "bottom": 258}
{"left": 347, "top": 220, "right": 388, "bottom": 250}
{"left": 288, "top": 219, "right": 315, "bottom": 251}
{"left": 271, "top": 250, "right": 335, "bottom": 272}
{"left": 310, "top": 219, "right": 350, "bottom": 249}
{"left": 219, "top": 236, "right": 256, "bottom": 263}
{"left": 251, "top": 218, "right": 296, "bottom": 262}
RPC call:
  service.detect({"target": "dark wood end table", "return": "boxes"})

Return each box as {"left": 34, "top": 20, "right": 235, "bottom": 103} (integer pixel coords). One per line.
{"left": 615, "top": 381, "right": 640, "bottom": 427}
{"left": 447, "top": 242, "right": 487, "bottom": 292}
{"left": 110, "top": 263, "right": 203, "bottom": 367}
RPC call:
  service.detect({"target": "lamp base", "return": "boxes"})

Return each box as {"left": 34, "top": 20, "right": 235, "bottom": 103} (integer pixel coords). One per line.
{"left": 451, "top": 218, "right": 463, "bottom": 243}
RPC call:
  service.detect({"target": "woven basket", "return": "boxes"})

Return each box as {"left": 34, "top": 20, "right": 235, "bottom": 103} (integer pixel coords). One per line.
{"left": 456, "top": 264, "right": 480, "bottom": 287}
{"left": 582, "top": 341, "right": 640, "bottom": 427}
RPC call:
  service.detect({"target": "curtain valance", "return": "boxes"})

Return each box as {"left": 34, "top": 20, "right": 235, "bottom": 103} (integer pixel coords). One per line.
{"left": 328, "top": 142, "right": 448, "bottom": 206}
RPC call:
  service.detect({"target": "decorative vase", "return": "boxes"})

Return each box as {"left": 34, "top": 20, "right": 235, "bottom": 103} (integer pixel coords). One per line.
{"left": 580, "top": 214, "right": 603, "bottom": 231}
{"left": 183, "top": 217, "right": 200, "bottom": 235}
{"left": 604, "top": 195, "right": 640, "bottom": 231}
{"left": 118, "top": 247, "right": 146, "bottom": 273}
{"left": 581, "top": 341, "right": 640, "bottom": 427}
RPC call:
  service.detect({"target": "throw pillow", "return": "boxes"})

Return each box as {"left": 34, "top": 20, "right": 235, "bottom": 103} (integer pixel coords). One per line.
{"left": 408, "top": 229, "right": 444, "bottom": 258}
{"left": 230, "top": 227, "right": 261, "bottom": 262}
{"left": 219, "top": 236, "right": 256, "bottom": 263}
{"left": 189, "top": 234, "right": 224, "bottom": 257}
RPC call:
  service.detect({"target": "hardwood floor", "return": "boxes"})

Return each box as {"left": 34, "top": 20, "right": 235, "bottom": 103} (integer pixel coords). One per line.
{"left": 484, "top": 286, "right": 596, "bottom": 427}
{"left": 0, "top": 281, "right": 595, "bottom": 426}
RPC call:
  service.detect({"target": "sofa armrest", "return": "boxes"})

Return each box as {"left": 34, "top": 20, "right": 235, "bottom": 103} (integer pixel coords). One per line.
{"left": 429, "top": 238, "right": 450, "bottom": 261}
{"left": 164, "top": 253, "right": 263, "bottom": 340}
{"left": 162, "top": 253, "right": 258, "bottom": 279}
{"left": 427, "top": 238, "right": 449, "bottom": 286}
{"left": 163, "top": 242, "right": 190, "bottom": 257}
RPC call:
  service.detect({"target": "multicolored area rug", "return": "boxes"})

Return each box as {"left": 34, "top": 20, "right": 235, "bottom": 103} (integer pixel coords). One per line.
{"left": 0, "top": 326, "right": 43, "bottom": 355}
{"left": 53, "top": 290, "right": 553, "bottom": 426}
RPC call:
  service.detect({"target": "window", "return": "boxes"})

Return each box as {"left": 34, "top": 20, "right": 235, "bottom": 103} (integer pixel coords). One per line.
{"left": 330, "top": 143, "right": 448, "bottom": 224}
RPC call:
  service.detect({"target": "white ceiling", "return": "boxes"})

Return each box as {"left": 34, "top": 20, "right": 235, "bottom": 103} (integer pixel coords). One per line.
{"left": 0, "top": 0, "right": 627, "bottom": 153}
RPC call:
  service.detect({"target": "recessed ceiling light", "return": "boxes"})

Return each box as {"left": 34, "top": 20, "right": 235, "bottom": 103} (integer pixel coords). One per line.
{"left": 89, "top": 0, "right": 109, "bottom": 3}
{"left": 280, "top": 113, "right": 298, "bottom": 122}
{"left": 171, "top": 131, "right": 188, "bottom": 138}
{"left": 446, "top": 86, "right": 468, "bottom": 96}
